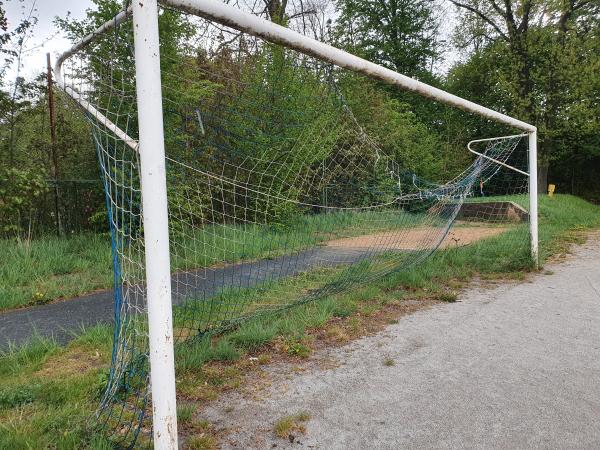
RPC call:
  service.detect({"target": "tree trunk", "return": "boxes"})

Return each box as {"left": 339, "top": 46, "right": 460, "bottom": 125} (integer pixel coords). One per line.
{"left": 538, "top": 163, "right": 549, "bottom": 194}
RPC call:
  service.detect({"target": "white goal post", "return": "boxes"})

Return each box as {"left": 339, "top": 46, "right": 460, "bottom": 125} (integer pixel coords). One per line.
{"left": 54, "top": 0, "right": 538, "bottom": 447}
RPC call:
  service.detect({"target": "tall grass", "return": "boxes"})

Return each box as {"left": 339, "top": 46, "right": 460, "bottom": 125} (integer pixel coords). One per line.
{"left": 1, "top": 195, "right": 598, "bottom": 312}
{"left": 0, "top": 234, "right": 112, "bottom": 310}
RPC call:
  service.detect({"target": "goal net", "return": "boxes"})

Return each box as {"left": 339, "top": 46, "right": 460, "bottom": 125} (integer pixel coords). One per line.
{"left": 56, "top": 1, "right": 534, "bottom": 446}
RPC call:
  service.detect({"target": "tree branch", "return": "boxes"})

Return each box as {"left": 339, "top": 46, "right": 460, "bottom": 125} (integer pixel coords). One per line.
{"left": 502, "top": 0, "right": 518, "bottom": 36}
{"left": 489, "top": 1, "right": 506, "bottom": 17}
{"left": 448, "top": 0, "right": 508, "bottom": 40}
{"left": 288, "top": 9, "right": 317, "bottom": 19}
{"left": 518, "top": 0, "right": 532, "bottom": 33}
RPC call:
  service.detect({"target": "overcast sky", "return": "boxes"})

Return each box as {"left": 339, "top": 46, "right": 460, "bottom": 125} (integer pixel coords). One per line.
{"left": 3, "top": 0, "right": 93, "bottom": 80}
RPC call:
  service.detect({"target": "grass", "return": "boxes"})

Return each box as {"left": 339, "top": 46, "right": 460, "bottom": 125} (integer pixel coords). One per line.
{"left": 273, "top": 412, "right": 311, "bottom": 438}
{"left": 0, "top": 233, "right": 112, "bottom": 310}
{"left": 177, "top": 403, "right": 196, "bottom": 424}
{"left": 0, "top": 209, "right": 428, "bottom": 311}
{"left": 186, "top": 434, "right": 218, "bottom": 450}
{"left": 0, "top": 194, "right": 598, "bottom": 447}
{"left": 0, "top": 326, "right": 114, "bottom": 449}
{"left": 4, "top": 194, "right": 591, "bottom": 312}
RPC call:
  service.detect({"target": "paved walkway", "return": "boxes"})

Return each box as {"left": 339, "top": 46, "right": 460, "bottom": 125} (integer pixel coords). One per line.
{"left": 203, "top": 233, "right": 600, "bottom": 449}
{"left": 0, "top": 246, "right": 371, "bottom": 348}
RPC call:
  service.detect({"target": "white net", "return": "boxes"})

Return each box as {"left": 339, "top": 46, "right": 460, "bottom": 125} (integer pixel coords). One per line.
{"left": 58, "top": 6, "right": 531, "bottom": 447}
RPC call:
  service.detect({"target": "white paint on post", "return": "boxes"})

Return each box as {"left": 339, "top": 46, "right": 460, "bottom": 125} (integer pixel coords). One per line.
{"left": 132, "top": 0, "right": 178, "bottom": 448}
{"left": 528, "top": 131, "right": 539, "bottom": 267}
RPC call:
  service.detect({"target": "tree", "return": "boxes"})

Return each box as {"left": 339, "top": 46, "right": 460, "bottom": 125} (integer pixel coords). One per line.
{"left": 334, "top": 0, "right": 440, "bottom": 78}
{"left": 448, "top": 0, "right": 600, "bottom": 195}
{"left": 449, "top": 0, "right": 597, "bottom": 122}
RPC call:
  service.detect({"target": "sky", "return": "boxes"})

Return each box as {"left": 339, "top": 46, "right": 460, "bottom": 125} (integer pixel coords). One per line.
{"left": 3, "top": 0, "right": 93, "bottom": 80}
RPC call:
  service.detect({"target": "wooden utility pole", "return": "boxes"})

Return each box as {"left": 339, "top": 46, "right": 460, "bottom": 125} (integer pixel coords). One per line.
{"left": 47, "top": 53, "right": 62, "bottom": 235}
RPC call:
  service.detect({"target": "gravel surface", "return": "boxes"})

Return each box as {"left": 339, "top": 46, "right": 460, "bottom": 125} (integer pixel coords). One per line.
{"left": 203, "top": 233, "right": 600, "bottom": 449}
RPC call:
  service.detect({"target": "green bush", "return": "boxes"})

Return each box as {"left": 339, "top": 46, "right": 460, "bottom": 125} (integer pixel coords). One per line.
{"left": 0, "top": 167, "right": 48, "bottom": 235}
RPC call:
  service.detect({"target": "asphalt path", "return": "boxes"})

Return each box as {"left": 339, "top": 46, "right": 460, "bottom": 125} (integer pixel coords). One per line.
{"left": 0, "top": 246, "right": 372, "bottom": 348}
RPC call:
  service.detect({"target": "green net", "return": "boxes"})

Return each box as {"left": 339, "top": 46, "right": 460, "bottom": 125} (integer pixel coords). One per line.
{"left": 58, "top": 6, "right": 531, "bottom": 447}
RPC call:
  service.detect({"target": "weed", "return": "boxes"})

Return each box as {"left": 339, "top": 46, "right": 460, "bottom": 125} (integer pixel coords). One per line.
{"left": 438, "top": 292, "right": 458, "bottom": 303}
{"left": 383, "top": 358, "right": 395, "bottom": 367}
{"left": 332, "top": 300, "right": 357, "bottom": 318}
{"left": 0, "top": 336, "right": 58, "bottom": 376}
{"left": 1, "top": 195, "right": 600, "bottom": 447}
{"left": 274, "top": 412, "right": 311, "bottom": 438}
{"left": 0, "top": 385, "right": 38, "bottom": 409}
{"left": 286, "top": 341, "right": 311, "bottom": 358}
{"left": 177, "top": 403, "right": 196, "bottom": 424}
{"left": 228, "top": 321, "right": 277, "bottom": 352}
{"left": 348, "top": 316, "right": 362, "bottom": 335}
{"left": 177, "top": 338, "right": 240, "bottom": 372}
{"left": 1, "top": 210, "right": 423, "bottom": 311}
{"left": 187, "top": 434, "right": 217, "bottom": 450}
{"left": 258, "top": 354, "right": 271, "bottom": 365}
{"left": 325, "top": 325, "right": 349, "bottom": 342}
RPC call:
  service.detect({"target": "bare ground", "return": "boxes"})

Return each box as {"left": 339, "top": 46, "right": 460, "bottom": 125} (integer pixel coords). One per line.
{"left": 199, "top": 232, "right": 600, "bottom": 449}
{"left": 327, "top": 225, "right": 507, "bottom": 250}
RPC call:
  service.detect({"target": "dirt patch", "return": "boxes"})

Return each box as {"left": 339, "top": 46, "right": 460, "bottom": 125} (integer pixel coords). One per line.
{"left": 326, "top": 225, "right": 507, "bottom": 250}
{"left": 36, "top": 348, "right": 106, "bottom": 379}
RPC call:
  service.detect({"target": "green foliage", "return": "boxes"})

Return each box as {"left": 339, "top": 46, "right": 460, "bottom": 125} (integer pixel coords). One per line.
{"left": 0, "top": 195, "right": 598, "bottom": 448}
{"left": 0, "top": 385, "right": 38, "bottom": 409}
{"left": 0, "top": 233, "right": 112, "bottom": 310}
{"left": 0, "top": 82, "right": 104, "bottom": 236}
{"left": 286, "top": 341, "right": 311, "bottom": 358}
{"left": 0, "top": 167, "right": 48, "bottom": 233}
{"left": 177, "top": 403, "right": 196, "bottom": 424}
{"left": 1, "top": 209, "right": 424, "bottom": 311}
{"left": 334, "top": 0, "right": 439, "bottom": 77}
{"left": 340, "top": 77, "right": 456, "bottom": 181}
{"left": 177, "top": 337, "right": 240, "bottom": 372}
{"left": 228, "top": 321, "right": 278, "bottom": 351}
{"left": 447, "top": 0, "right": 600, "bottom": 198}
{"left": 0, "top": 336, "right": 58, "bottom": 376}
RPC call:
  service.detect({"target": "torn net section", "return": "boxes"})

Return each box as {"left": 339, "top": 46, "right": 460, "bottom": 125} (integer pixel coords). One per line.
{"left": 58, "top": 8, "right": 530, "bottom": 447}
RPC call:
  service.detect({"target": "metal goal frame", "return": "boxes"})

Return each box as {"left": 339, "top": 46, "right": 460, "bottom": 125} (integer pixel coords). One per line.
{"left": 54, "top": 1, "right": 538, "bottom": 447}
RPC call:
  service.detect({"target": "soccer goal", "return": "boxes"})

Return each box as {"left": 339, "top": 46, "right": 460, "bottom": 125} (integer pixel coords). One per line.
{"left": 55, "top": 0, "right": 537, "bottom": 447}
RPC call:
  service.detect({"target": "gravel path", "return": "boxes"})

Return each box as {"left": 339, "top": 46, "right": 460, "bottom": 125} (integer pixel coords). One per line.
{"left": 203, "top": 233, "right": 600, "bottom": 449}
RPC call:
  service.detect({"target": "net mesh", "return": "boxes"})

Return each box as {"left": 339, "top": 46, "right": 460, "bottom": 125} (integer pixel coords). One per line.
{"left": 58, "top": 7, "right": 531, "bottom": 447}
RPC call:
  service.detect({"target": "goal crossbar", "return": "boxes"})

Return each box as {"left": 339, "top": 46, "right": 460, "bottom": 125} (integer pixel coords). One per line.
{"left": 55, "top": 0, "right": 536, "bottom": 133}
